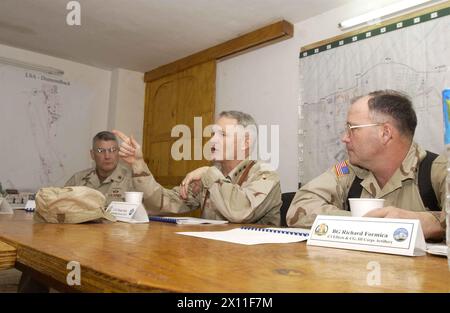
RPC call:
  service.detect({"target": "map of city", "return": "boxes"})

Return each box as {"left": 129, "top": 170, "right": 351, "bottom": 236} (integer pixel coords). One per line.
{"left": 0, "top": 65, "right": 93, "bottom": 191}
{"left": 299, "top": 14, "right": 449, "bottom": 184}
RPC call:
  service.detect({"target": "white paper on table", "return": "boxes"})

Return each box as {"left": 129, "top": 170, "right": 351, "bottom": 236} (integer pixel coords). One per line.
{"left": 177, "top": 227, "right": 309, "bottom": 245}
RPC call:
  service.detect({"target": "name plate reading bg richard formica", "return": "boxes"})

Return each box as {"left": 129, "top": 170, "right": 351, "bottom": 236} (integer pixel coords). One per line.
{"left": 307, "top": 215, "right": 426, "bottom": 256}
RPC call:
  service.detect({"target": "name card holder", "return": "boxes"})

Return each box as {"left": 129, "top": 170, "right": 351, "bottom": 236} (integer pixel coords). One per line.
{"left": 106, "top": 201, "right": 149, "bottom": 223}
{"left": 307, "top": 215, "right": 426, "bottom": 256}
{"left": 25, "top": 200, "right": 36, "bottom": 212}
{"left": 0, "top": 197, "right": 13, "bottom": 214}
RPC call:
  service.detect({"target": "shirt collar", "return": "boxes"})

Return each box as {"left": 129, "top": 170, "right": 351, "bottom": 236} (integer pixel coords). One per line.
{"left": 349, "top": 142, "right": 424, "bottom": 196}
{"left": 82, "top": 163, "right": 126, "bottom": 185}
{"left": 350, "top": 142, "right": 423, "bottom": 181}
{"left": 102, "top": 163, "right": 127, "bottom": 184}
{"left": 226, "top": 159, "right": 255, "bottom": 183}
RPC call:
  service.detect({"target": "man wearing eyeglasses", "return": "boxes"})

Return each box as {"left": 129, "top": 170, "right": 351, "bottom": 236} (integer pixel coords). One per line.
{"left": 18, "top": 131, "right": 133, "bottom": 292}
{"left": 64, "top": 131, "right": 133, "bottom": 204}
{"left": 286, "top": 90, "right": 446, "bottom": 241}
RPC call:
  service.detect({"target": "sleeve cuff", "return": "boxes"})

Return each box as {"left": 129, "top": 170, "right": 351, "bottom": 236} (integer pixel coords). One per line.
{"left": 201, "top": 166, "right": 226, "bottom": 189}
{"left": 131, "top": 159, "right": 151, "bottom": 177}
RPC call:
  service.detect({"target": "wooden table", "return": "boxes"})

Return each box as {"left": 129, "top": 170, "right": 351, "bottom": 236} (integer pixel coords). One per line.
{"left": 0, "top": 211, "right": 449, "bottom": 292}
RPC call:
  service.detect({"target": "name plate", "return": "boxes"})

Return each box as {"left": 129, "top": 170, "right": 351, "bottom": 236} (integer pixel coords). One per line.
{"left": 307, "top": 215, "right": 426, "bottom": 256}
{"left": 25, "top": 200, "right": 36, "bottom": 212}
{"left": 106, "top": 201, "right": 149, "bottom": 223}
{"left": 0, "top": 197, "right": 13, "bottom": 214}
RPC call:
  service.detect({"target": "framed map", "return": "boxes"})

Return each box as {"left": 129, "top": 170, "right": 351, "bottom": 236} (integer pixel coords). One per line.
{"left": 298, "top": 5, "right": 450, "bottom": 184}
{"left": 0, "top": 65, "right": 93, "bottom": 191}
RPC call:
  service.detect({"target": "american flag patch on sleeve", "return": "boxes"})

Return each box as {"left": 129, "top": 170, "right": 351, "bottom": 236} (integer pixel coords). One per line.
{"left": 334, "top": 160, "right": 350, "bottom": 177}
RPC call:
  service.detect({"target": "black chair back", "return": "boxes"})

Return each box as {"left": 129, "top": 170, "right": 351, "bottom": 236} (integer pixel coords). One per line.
{"left": 280, "top": 192, "right": 296, "bottom": 227}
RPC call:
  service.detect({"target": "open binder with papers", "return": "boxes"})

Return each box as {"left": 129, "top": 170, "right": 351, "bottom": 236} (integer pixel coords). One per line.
{"left": 177, "top": 227, "right": 310, "bottom": 245}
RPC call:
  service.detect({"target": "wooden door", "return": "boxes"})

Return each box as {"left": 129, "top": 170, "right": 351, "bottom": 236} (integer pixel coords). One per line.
{"left": 143, "top": 61, "right": 216, "bottom": 188}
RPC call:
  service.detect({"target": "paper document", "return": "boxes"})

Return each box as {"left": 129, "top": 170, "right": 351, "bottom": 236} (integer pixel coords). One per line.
{"left": 177, "top": 226, "right": 310, "bottom": 245}
{"left": 425, "top": 243, "right": 448, "bottom": 256}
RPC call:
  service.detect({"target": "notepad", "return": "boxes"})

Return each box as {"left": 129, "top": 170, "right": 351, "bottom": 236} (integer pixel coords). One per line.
{"left": 148, "top": 216, "right": 229, "bottom": 225}
{"left": 177, "top": 226, "right": 310, "bottom": 245}
{"left": 425, "top": 243, "right": 448, "bottom": 256}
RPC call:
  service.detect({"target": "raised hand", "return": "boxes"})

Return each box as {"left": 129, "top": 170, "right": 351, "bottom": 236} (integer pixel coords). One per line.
{"left": 112, "top": 130, "right": 142, "bottom": 165}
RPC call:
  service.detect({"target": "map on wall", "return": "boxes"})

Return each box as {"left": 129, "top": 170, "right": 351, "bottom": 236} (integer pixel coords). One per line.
{"left": 298, "top": 6, "right": 450, "bottom": 184}
{"left": 0, "top": 65, "right": 93, "bottom": 191}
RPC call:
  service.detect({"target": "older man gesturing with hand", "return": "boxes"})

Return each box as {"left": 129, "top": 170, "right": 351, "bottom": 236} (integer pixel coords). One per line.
{"left": 113, "top": 110, "right": 281, "bottom": 225}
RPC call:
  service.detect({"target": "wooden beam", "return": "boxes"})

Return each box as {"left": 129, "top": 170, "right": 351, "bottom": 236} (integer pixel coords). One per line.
{"left": 145, "top": 20, "right": 293, "bottom": 82}
{"left": 301, "top": 1, "right": 449, "bottom": 53}
{"left": 0, "top": 241, "right": 16, "bottom": 270}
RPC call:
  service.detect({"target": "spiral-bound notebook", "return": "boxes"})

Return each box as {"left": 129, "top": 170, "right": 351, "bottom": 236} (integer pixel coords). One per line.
{"left": 149, "top": 216, "right": 228, "bottom": 225}
{"left": 177, "top": 227, "right": 310, "bottom": 245}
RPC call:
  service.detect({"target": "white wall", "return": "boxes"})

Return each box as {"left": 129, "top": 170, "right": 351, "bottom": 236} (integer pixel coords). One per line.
{"left": 107, "top": 68, "right": 146, "bottom": 144}
{"left": 216, "top": 0, "right": 440, "bottom": 192}
{"left": 216, "top": 38, "right": 300, "bottom": 192}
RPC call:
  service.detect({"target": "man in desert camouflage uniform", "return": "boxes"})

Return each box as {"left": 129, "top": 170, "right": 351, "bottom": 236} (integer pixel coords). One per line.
{"left": 287, "top": 90, "right": 446, "bottom": 241}
{"left": 114, "top": 111, "right": 281, "bottom": 225}
{"left": 18, "top": 131, "right": 133, "bottom": 292}
{"left": 65, "top": 131, "right": 132, "bottom": 204}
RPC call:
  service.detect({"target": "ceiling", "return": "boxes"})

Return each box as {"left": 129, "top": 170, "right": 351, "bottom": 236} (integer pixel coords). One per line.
{"left": 0, "top": 0, "right": 355, "bottom": 72}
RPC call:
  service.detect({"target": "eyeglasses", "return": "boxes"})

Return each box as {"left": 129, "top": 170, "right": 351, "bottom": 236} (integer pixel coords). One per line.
{"left": 344, "top": 122, "right": 383, "bottom": 136}
{"left": 94, "top": 147, "right": 118, "bottom": 154}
